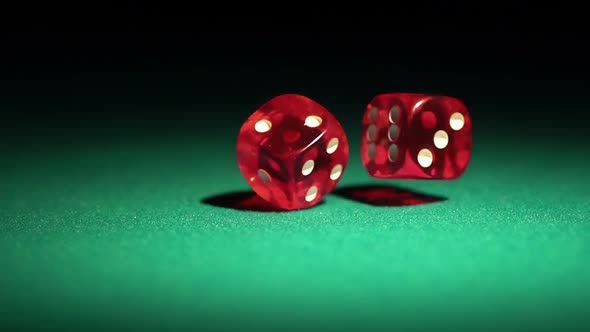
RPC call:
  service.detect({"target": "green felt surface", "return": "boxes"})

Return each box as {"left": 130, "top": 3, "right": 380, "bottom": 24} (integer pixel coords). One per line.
{"left": 1, "top": 129, "right": 589, "bottom": 331}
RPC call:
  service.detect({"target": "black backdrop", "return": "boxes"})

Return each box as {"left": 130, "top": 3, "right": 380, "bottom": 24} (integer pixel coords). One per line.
{"left": 1, "top": 5, "right": 589, "bottom": 146}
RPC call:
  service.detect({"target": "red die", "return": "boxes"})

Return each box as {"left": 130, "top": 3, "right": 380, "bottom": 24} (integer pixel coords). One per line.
{"left": 361, "top": 93, "right": 472, "bottom": 179}
{"left": 236, "top": 94, "right": 349, "bottom": 210}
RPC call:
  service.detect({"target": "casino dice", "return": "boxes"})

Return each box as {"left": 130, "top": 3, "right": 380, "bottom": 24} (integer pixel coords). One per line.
{"left": 361, "top": 93, "right": 472, "bottom": 179}
{"left": 236, "top": 94, "right": 349, "bottom": 210}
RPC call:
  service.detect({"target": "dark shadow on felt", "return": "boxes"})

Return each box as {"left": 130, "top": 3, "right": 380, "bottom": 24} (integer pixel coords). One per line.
{"left": 201, "top": 191, "right": 324, "bottom": 212}
{"left": 334, "top": 184, "right": 447, "bottom": 207}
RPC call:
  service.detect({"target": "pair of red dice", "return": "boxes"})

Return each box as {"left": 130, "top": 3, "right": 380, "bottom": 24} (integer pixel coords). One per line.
{"left": 236, "top": 93, "right": 472, "bottom": 211}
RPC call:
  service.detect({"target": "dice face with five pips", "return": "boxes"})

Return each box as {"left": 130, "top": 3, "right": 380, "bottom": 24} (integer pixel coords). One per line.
{"left": 236, "top": 94, "right": 350, "bottom": 210}
{"left": 361, "top": 93, "right": 472, "bottom": 180}
{"left": 235, "top": 92, "right": 470, "bottom": 211}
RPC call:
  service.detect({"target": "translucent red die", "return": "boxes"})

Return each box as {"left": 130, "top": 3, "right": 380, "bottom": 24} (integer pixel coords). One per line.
{"left": 236, "top": 94, "right": 349, "bottom": 210}
{"left": 361, "top": 93, "right": 472, "bottom": 179}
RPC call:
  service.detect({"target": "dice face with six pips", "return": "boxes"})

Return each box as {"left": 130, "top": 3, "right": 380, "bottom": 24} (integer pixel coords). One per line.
{"left": 361, "top": 93, "right": 472, "bottom": 180}
{"left": 236, "top": 94, "right": 350, "bottom": 210}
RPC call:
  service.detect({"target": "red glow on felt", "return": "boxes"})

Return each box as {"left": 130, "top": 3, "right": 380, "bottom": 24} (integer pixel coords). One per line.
{"left": 202, "top": 191, "right": 291, "bottom": 212}
{"left": 334, "top": 185, "right": 446, "bottom": 207}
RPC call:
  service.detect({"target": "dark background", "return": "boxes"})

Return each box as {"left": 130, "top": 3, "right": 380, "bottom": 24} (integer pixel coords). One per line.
{"left": 1, "top": 4, "right": 589, "bottom": 149}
